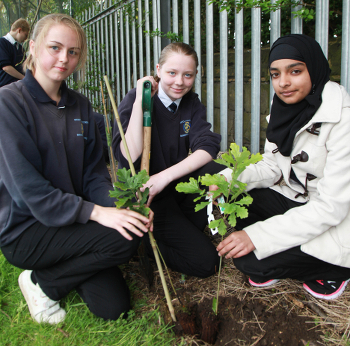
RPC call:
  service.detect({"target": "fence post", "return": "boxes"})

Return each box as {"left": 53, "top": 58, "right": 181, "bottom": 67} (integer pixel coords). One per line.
{"left": 206, "top": 1, "right": 214, "bottom": 127}
{"left": 269, "top": 0, "right": 281, "bottom": 109}
{"left": 316, "top": 0, "right": 329, "bottom": 58}
{"left": 341, "top": 0, "right": 350, "bottom": 93}
{"left": 220, "top": 7, "right": 228, "bottom": 151}
{"left": 235, "top": 3, "right": 244, "bottom": 150}
{"left": 160, "top": 0, "right": 171, "bottom": 49}
{"left": 251, "top": 7, "right": 261, "bottom": 154}
{"left": 194, "top": 0, "right": 201, "bottom": 100}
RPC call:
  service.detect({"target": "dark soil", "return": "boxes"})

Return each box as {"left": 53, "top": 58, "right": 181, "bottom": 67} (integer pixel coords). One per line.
{"left": 173, "top": 296, "right": 322, "bottom": 345}
{"left": 126, "top": 253, "right": 325, "bottom": 346}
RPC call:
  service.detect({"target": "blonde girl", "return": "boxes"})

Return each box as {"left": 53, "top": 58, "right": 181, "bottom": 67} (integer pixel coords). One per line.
{"left": 0, "top": 14, "right": 152, "bottom": 324}
{"left": 113, "top": 42, "right": 222, "bottom": 278}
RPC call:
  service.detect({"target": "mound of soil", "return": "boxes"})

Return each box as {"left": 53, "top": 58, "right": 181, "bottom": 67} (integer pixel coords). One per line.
{"left": 174, "top": 296, "right": 322, "bottom": 345}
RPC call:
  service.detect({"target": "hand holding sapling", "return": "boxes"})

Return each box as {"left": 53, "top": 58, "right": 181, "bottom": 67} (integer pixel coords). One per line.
{"left": 140, "top": 170, "right": 172, "bottom": 206}
{"left": 89, "top": 205, "right": 151, "bottom": 240}
{"left": 216, "top": 230, "right": 255, "bottom": 259}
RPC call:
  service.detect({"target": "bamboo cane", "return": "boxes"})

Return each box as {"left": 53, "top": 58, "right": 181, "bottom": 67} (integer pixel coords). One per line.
{"left": 100, "top": 81, "right": 117, "bottom": 184}
{"left": 103, "top": 76, "right": 176, "bottom": 322}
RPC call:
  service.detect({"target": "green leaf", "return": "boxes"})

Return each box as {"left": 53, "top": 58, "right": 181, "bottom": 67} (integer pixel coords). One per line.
{"left": 115, "top": 197, "right": 129, "bottom": 208}
{"left": 208, "top": 219, "right": 221, "bottom": 229}
{"left": 236, "top": 195, "right": 253, "bottom": 206}
{"left": 219, "top": 203, "right": 236, "bottom": 215}
{"left": 213, "top": 157, "right": 232, "bottom": 169}
{"left": 194, "top": 201, "right": 211, "bottom": 212}
{"left": 117, "top": 167, "right": 131, "bottom": 183}
{"left": 212, "top": 297, "right": 218, "bottom": 315}
{"left": 228, "top": 213, "right": 237, "bottom": 228}
{"left": 220, "top": 152, "right": 236, "bottom": 165}
{"left": 218, "top": 220, "right": 227, "bottom": 236}
{"left": 235, "top": 205, "right": 249, "bottom": 219}
{"left": 130, "top": 205, "right": 150, "bottom": 217}
{"left": 175, "top": 177, "right": 201, "bottom": 194}
{"left": 200, "top": 173, "right": 227, "bottom": 187}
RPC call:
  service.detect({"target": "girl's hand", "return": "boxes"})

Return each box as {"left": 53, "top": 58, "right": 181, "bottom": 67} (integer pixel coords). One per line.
{"left": 90, "top": 205, "right": 150, "bottom": 240}
{"left": 135, "top": 76, "right": 158, "bottom": 101}
{"left": 140, "top": 172, "right": 171, "bottom": 206}
{"left": 216, "top": 231, "right": 255, "bottom": 259}
{"left": 146, "top": 209, "right": 154, "bottom": 232}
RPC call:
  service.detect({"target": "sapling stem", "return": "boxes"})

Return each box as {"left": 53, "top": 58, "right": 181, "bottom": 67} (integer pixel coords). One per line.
{"left": 103, "top": 76, "right": 176, "bottom": 322}
{"left": 215, "top": 237, "right": 223, "bottom": 315}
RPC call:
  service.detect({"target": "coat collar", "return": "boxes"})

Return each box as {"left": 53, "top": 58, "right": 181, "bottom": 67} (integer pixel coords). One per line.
{"left": 23, "top": 70, "right": 76, "bottom": 107}
{"left": 295, "top": 81, "right": 344, "bottom": 136}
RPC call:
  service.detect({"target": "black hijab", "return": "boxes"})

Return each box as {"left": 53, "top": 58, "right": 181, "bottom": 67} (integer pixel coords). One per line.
{"left": 266, "top": 34, "right": 331, "bottom": 156}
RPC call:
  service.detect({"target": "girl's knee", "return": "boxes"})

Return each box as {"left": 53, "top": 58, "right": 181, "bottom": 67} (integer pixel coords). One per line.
{"left": 89, "top": 299, "right": 131, "bottom": 320}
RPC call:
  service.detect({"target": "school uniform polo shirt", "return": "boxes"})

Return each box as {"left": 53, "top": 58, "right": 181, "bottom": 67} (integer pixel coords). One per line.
{"left": 0, "top": 33, "right": 25, "bottom": 87}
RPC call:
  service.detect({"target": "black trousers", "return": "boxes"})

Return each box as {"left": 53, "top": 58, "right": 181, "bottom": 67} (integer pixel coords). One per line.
{"left": 233, "top": 188, "right": 350, "bottom": 282}
{"left": 144, "top": 161, "right": 224, "bottom": 278}
{"left": 1, "top": 221, "right": 140, "bottom": 320}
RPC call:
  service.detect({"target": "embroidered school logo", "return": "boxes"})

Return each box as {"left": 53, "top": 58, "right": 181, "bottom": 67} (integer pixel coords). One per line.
{"left": 180, "top": 120, "right": 191, "bottom": 137}
{"left": 74, "top": 119, "right": 88, "bottom": 140}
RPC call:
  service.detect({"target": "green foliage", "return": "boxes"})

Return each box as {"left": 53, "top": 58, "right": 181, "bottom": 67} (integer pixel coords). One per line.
{"left": 109, "top": 168, "right": 150, "bottom": 217}
{"left": 144, "top": 29, "right": 183, "bottom": 42}
{"left": 176, "top": 143, "right": 262, "bottom": 235}
{"left": 208, "top": 0, "right": 342, "bottom": 48}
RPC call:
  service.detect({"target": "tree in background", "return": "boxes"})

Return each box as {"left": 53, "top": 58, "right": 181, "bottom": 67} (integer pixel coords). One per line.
{"left": 209, "top": 0, "right": 342, "bottom": 49}
{"left": 0, "top": 0, "right": 96, "bottom": 36}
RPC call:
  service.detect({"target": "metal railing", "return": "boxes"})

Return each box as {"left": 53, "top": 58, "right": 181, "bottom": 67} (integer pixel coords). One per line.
{"left": 77, "top": 0, "right": 350, "bottom": 154}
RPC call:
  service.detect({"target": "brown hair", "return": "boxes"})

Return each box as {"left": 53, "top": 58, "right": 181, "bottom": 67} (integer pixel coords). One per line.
{"left": 23, "top": 14, "right": 87, "bottom": 73}
{"left": 11, "top": 18, "right": 30, "bottom": 32}
{"left": 155, "top": 42, "right": 198, "bottom": 83}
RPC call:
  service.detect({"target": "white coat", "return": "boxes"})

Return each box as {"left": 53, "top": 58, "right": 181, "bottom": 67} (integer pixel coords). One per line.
{"left": 221, "top": 81, "right": 350, "bottom": 268}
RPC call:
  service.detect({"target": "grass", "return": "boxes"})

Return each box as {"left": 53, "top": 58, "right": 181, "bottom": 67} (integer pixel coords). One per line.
{"left": 0, "top": 253, "right": 180, "bottom": 346}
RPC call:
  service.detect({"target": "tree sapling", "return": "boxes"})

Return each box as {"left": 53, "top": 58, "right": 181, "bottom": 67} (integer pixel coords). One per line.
{"left": 176, "top": 143, "right": 262, "bottom": 314}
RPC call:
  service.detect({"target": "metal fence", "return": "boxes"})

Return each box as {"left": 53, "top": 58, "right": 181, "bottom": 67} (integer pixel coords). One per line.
{"left": 77, "top": 0, "right": 350, "bottom": 154}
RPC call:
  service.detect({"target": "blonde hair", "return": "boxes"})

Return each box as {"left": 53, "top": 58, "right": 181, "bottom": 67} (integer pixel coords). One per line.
{"left": 23, "top": 14, "right": 87, "bottom": 73}
{"left": 155, "top": 42, "right": 199, "bottom": 82}
{"left": 11, "top": 18, "right": 30, "bottom": 32}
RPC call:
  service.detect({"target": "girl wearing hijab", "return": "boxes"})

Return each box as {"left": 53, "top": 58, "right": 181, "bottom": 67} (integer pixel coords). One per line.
{"left": 215, "top": 34, "right": 350, "bottom": 300}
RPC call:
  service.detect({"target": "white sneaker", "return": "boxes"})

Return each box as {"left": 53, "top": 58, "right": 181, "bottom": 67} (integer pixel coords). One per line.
{"left": 18, "top": 270, "right": 66, "bottom": 324}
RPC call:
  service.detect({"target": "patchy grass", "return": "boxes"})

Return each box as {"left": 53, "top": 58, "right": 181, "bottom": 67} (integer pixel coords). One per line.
{"left": 0, "top": 253, "right": 179, "bottom": 346}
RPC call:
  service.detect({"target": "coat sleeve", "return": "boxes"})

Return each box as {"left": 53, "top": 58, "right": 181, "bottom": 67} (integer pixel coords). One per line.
{"left": 0, "top": 88, "right": 94, "bottom": 227}
{"left": 188, "top": 96, "right": 221, "bottom": 158}
{"left": 245, "top": 103, "right": 350, "bottom": 260}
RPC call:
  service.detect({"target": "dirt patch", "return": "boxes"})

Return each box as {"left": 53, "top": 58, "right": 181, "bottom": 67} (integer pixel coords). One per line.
{"left": 214, "top": 296, "right": 321, "bottom": 346}
{"left": 126, "top": 256, "right": 332, "bottom": 345}
{"left": 171, "top": 292, "right": 322, "bottom": 345}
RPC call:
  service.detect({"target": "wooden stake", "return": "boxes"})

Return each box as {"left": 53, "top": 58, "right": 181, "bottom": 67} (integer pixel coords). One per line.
{"left": 103, "top": 76, "right": 176, "bottom": 322}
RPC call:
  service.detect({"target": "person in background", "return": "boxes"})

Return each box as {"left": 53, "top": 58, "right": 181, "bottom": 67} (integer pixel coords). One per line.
{"left": 0, "top": 18, "right": 29, "bottom": 87}
{"left": 215, "top": 34, "right": 350, "bottom": 300}
{"left": 113, "top": 42, "right": 222, "bottom": 279}
{"left": 0, "top": 13, "right": 153, "bottom": 324}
